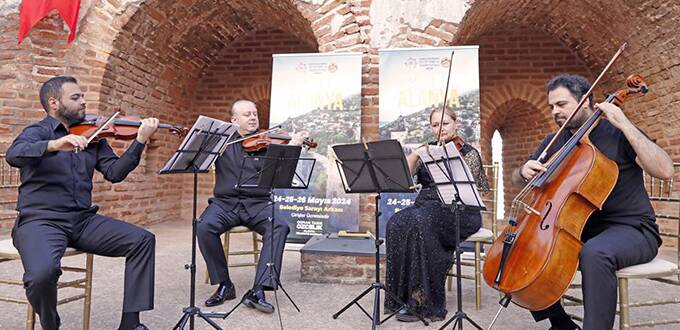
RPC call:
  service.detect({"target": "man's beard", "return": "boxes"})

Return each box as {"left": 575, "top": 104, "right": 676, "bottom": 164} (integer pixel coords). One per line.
{"left": 58, "top": 106, "right": 85, "bottom": 126}
{"left": 555, "top": 114, "right": 588, "bottom": 130}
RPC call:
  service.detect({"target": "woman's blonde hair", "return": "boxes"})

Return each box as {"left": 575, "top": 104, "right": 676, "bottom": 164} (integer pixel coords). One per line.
{"left": 429, "top": 108, "right": 457, "bottom": 124}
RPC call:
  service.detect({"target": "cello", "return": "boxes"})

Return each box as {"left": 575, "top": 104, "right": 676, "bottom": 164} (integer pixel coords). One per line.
{"left": 482, "top": 44, "right": 650, "bottom": 320}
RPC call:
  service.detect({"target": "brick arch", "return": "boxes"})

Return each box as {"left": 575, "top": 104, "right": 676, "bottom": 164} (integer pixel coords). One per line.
{"left": 243, "top": 81, "right": 273, "bottom": 127}
{"left": 243, "top": 82, "right": 272, "bottom": 105}
{"left": 481, "top": 83, "right": 547, "bottom": 138}
{"left": 455, "top": 0, "right": 680, "bottom": 163}
{"left": 98, "top": 0, "right": 318, "bottom": 118}
{"left": 454, "top": 0, "right": 646, "bottom": 73}
{"left": 455, "top": 1, "right": 680, "bottom": 243}
{"left": 87, "top": 0, "right": 327, "bottom": 224}
{"left": 90, "top": 0, "right": 373, "bottom": 222}
{"left": 479, "top": 82, "right": 551, "bottom": 163}
{"left": 190, "top": 27, "right": 318, "bottom": 136}
{"left": 486, "top": 97, "right": 551, "bottom": 216}
{"left": 0, "top": 0, "right": 370, "bottom": 226}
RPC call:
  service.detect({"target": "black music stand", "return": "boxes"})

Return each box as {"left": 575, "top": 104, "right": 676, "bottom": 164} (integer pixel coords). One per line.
{"left": 160, "top": 116, "right": 240, "bottom": 330}
{"left": 331, "top": 140, "right": 429, "bottom": 329}
{"left": 223, "top": 143, "right": 315, "bottom": 330}
{"left": 416, "top": 142, "right": 486, "bottom": 330}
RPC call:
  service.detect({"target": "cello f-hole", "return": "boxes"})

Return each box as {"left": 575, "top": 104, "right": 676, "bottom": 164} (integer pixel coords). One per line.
{"left": 539, "top": 201, "right": 552, "bottom": 230}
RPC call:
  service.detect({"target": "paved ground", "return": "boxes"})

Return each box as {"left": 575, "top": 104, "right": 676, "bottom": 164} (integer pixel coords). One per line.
{"left": 1, "top": 220, "right": 679, "bottom": 330}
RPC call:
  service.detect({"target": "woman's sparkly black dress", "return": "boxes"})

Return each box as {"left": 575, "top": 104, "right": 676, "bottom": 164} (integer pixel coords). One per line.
{"left": 384, "top": 143, "right": 489, "bottom": 321}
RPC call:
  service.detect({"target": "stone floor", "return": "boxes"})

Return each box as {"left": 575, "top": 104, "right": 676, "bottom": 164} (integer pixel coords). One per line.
{"left": 1, "top": 220, "right": 679, "bottom": 330}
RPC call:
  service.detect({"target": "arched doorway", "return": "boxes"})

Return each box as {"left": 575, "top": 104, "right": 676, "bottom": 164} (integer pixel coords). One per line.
{"left": 96, "top": 0, "right": 319, "bottom": 222}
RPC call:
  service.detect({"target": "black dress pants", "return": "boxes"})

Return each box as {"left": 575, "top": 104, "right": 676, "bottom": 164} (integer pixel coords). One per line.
{"left": 197, "top": 202, "right": 290, "bottom": 290}
{"left": 531, "top": 223, "right": 658, "bottom": 329}
{"left": 12, "top": 213, "right": 155, "bottom": 330}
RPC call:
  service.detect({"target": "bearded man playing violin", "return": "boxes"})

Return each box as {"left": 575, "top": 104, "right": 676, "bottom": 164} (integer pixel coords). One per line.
{"left": 512, "top": 74, "right": 674, "bottom": 330}
{"left": 6, "top": 76, "right": 159, "bottom": 330}
{"left": 196, "top": 99, "right": 305, "bottom": 313}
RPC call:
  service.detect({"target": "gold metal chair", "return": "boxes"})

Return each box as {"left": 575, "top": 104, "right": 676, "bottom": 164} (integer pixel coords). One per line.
{"left": 0, "top": 239, "right": 94, "bottom": 330}
{"left": 204, "top": 225, "right": 261, "bottom": 283}
{"left": 0, "top": 153, "right": 20, "bottom": 226}
{"left": 564, "top": 163, "right": 680, "bottom": 329}
{"left": 446, "top": 162, "right": 499, "bottom": 310}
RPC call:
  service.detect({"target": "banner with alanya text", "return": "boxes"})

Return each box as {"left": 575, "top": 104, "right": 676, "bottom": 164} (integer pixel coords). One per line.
{"left": 378, "top": 46, "right": 481, "bottom": 237}
{"left": 270, "top": 52, "right": 363, "bottom": 242}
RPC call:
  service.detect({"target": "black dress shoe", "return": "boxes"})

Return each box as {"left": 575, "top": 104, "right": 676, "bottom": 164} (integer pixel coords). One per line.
{"left": 133, "top": 325, "right": 149, "bottom": 330}
{"left": 395, "top": 308, "right": 420, "bottom": 322}
{"left": 548, "top": 325, "right": 582, "bottom": 330}
{"left": 243, "top": 289, "right": 275, "bottom": 314}
{"left": 204, "top": 282, "right": 236, "bottom": 307}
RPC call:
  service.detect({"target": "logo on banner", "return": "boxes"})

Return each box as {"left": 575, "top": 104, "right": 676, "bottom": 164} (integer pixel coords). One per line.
{"left": 441, "top": 57, "right": 451, "bottom": 68}
{"left": 404, "top": 57, "right": 417, "bottom": 69}
{"left": 296, "top": 63, "right": 308, "bottom": 72}
{"left": 328, "top": 63, "right": 338, "bottom": 73}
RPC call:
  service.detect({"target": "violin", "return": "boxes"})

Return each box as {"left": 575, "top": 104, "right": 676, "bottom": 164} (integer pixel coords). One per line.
{"left": 241, "top": 128, "right": 317, "bottom": 152}
{"left": 69, "top": 113, "right": 188, "bottom": 143}
{"left": 482, "top": 45, "right": 649, "bottom": 315}
{"left": 427, "top": 135, "right": 465, "bottom": 150}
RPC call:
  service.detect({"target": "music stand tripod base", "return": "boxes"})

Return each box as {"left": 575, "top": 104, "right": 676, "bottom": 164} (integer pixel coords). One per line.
{"left": 331, "top": 140, "right": 429, "bottom": 329}
{"left": 416, "top": 141, "right": 486, "bottom": 330}
{"left": 223, "top": 144, "right": 313, "bottom": 330}
{"left": 159, "top": 116, "right": 239, "bottom": 330}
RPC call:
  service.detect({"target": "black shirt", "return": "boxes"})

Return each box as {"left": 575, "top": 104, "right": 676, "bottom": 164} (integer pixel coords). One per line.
{"left": 210, "top": 132, "right": 270, "bottom": 219}
{"left": 528, "top": 119, "right": 660, "bottom": 245}
{"left": 6, "top": 115, "right": 146, "bottom": 225}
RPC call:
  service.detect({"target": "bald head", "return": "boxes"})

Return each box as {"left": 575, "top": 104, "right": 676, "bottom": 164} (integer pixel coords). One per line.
{"left": 231, "top": 100, "right": 257, "bottom": 117}
{"left": 230, "top": 99, "right": 259, "bottom": 134}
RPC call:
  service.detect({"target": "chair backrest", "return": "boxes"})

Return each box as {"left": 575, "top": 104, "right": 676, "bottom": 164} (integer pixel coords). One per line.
{"left": 481, "top": 162, "right": 500, "bottom": 238}
{"left": 0, "top": 154, "right": 19, "bottom": 223}
{"left": 0, "top": 154, "right": 20, "bottom": 188}
{"left": 644, "top": 163, "right": 680, "bottom": 280}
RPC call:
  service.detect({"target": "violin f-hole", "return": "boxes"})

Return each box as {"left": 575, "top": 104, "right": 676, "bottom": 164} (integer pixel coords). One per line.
{"left": 539, "top": 201, "right": 552, "bottom": 230}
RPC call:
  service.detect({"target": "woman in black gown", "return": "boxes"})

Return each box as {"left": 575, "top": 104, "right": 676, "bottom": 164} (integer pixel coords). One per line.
{"left": 384, "top": 108, "right": 489, "bottom": 322}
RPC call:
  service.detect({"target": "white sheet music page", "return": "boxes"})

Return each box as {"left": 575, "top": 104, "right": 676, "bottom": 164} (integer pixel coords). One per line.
{"left": 415, "top": 141, "right": 485, "bottom": 208}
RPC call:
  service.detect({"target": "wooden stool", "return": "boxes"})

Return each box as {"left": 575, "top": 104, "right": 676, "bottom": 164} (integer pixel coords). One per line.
{"left": 204, "top": 226, "right": 261, "bottom": 283}
{"left": 0, "top": 238, "right": 93, "bottom": 330}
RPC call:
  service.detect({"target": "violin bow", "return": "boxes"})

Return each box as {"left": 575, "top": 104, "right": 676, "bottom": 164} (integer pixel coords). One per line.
{"left": 511, "top": 43, "right": 627, "bottom": 219}
{"left": 435, "top": 50, "right": 456, "bottom": 147}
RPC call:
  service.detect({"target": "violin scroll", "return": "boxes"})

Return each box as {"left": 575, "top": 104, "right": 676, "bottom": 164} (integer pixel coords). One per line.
{"left": 167, "top": 125, "right": 189, "bottom": 137}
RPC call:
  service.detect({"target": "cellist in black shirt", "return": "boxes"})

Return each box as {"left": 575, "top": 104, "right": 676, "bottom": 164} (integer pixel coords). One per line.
{"left": 6, "top": 76, "right": 159, "bottom": 330}
{"left": 512, "top": 74, "right": 674, "bottom": 330}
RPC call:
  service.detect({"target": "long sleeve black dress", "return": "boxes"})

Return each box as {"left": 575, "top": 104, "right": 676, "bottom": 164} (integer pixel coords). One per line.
{"left": 384, "top": 143, "right": 489, "bottom": 321}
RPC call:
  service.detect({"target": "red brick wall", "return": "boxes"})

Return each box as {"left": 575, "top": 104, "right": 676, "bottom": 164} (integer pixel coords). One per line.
{"left": 0, "top": 0, "right": 328, "bottom": 229}
{"left": 457, "top": 0, "right": 680, "bottom": 249}
{"left": 188, "top": 28, "right": 317, "bottom": 212}
{"left": 1, "top": 0, "right": 679, "bottom": 251}
{"left": 475, "top": 26, "right": 593, "bottom": 216}
{"left": 0, "top": 14, "right": 71, "bottom": 150}
{"left": 192, "top": 29, "right": 317, "bottom": 126}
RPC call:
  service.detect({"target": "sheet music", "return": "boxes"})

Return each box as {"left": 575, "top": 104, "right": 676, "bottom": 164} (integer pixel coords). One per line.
{"left": 415, "top": 141, "right": 485, "bottom": 208}
{"left": 160, "top": 115, "right": 239, "bottom": 173}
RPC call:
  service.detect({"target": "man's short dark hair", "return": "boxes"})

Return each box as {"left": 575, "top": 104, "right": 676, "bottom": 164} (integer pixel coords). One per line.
{"left": 39, "top": 76, "right": 78, "bottom": 112}
{"left": 546, "top": 74, "right": 594, "bottom": 109}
